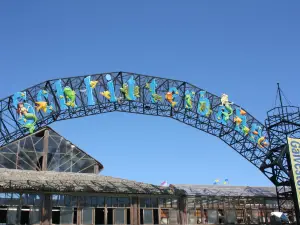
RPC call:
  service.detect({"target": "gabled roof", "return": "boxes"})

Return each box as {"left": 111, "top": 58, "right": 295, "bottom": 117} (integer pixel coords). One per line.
{"left": 0, "top": 168, "right": 174, "bottom": 195}
{"left": 0, "top": 127, "right": 103, "bottom": 173}
{"left": 172, "top": 184, "right": 276, "bottom": 197}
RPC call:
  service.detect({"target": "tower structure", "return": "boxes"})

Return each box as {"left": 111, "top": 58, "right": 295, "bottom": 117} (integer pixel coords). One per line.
{"left": 264, "top": 83, "right": 300, "bottom": 223}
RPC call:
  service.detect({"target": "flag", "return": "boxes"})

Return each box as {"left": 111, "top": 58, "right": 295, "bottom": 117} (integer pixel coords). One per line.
{"left": 161, "top": 181, "right": 168, "bottom": 187}
{"left": 213, "top": 179, "right": 220, "bottom": 185}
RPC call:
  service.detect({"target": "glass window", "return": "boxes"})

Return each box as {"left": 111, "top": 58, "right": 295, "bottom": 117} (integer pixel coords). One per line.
{"left": 207, "top": 210, "right": 218, "bottom": 224}
{"left": 91, "top": 196, "right": 97, "bottom": 207}
{"left": 251, "top": 209, "right": 259, "bottom": 224}
{"left": 151, "top": 198, "right": 158, "bottom": 208}
{"left": 188, "top": 210, "right": 196, "bottom": 224}
{"left": 172, "top": 199, "right": 178, "bottom": 208}
{"left": 143, "top": 209, "right": 153, "bottom": 224}
{"left": 266, "top": 199, "right": 278, "bottom": 208}
{"left": 30, "top": 207, "right": 40, "bottom": 224}
{"left": 112, "top": 197, "right": 118, "bottom": 207}
{"left": 169, "top": 209, "right": 178, "bottom": 224}
{"left": 226, "top": 210, "right": 236, "bottom": 224}
{"left": 159, "top": 198, "right": 166, "bottom": 208}
{"left": 7, "top": 207, "right": 17, "bottom": 225}
{"left": 114, "top": 208, "right": 125, "bottom": 224}
{"left": 85, "top": 197, "right": 91, "bottom": 206}
{"left": 141, "top": 198, "right": 157, "bottom": 208}
{"left": 82, "top": 208, "right": 93, "bottom": 224}
{"left": 195, "top": 199, "right": 201, "bottom": 208}
{"left": 60, "top": 207, "right": 73, "bottom": 224}
{"left": 187, "top": 198, "right": 195, "bottom": 209}
{"left": 140, "top": 198, "right": 147, "bottom": 208}
{"left": 106, "top": 197, "right": 112, "bottom": 207}
{"left": 119, "top": 197, "right": 130, "bottom": 207}
{"left": 97, "top": 197, "right": 105, "bottom": 207}
{"left": 145, "top": 198, "right": 151, "bottom": 208}
{"left": 166, "top": 199, "right": 172, "bottom": 208}
{"left": 64, "top": 195, "right": 71, "bottom": 206}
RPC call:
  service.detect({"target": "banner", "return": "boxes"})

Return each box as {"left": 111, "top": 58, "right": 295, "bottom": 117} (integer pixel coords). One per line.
{"left": 287, "top": 137, "right": 300, "bottom": 208}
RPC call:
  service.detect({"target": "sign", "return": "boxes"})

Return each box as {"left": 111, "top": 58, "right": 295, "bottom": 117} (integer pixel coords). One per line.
{"left": 287, "top": 137, "right": 300, "bottom": 208}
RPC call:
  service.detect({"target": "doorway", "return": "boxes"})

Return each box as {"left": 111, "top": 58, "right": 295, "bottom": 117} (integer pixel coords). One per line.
{"left": 95, "top": 208, "right": 105, "bottom": 225}
{"left": 52, "top": 207, "right": 60, "bottom": 224}
{"left": 0, "top": 207, "right": 7, "bottom": 224}
{"left": 20, "top": 207, "right": 30, "bottom": 225}
{"left": 107, "top": 208, "right": 113, "bottom": 224}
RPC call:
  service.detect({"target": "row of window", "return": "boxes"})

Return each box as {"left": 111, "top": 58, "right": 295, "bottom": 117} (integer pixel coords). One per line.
{"left": 187, "top": 197, "right": 278, "bottom": 210}
{"left": 188, "top": 208, "right": 278, "bottom": 224}
{"left": 0, "top": 193, "right": 178, "bottom": 209}
{"left": 0, "top": 207, "right": 177, "bottom": 225}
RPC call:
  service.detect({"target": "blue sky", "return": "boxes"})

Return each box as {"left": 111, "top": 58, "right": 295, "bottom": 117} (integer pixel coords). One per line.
{"left": 1, "top": 1, "right": 300, "bottom": 187}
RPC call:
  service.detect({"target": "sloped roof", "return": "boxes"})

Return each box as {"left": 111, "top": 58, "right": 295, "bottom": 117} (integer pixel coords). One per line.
{"left": 172, "top": 184, "right": 276, "bottom": 197}
{"left": 0, "top": 168, "right": 174, "bottom": 195}
{"left": 0, "top": 127, "right": 103, "bottom": 173}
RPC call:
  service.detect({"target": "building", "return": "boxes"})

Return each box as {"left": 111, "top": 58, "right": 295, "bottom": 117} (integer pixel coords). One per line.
{"left": 0, "top": 127, "right": 286, "bottom": 224}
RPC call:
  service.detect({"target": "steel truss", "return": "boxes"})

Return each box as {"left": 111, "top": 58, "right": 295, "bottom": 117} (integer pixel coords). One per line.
{"left": 0, "top": 71, "right": 298, "bottom": 219}
{"left": 264, "top": 105, "right": 300, "bottom": 222}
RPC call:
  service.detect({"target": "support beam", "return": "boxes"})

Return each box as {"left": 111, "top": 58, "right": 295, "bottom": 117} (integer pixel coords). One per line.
{"left": 41, "top": 194, "right": 52, "bottom": 225}
{"left": 131, "top": 197, "right": 138, "bottom": 225}
{"left": 42, "top": 129, "right": 49, "bottom": 171}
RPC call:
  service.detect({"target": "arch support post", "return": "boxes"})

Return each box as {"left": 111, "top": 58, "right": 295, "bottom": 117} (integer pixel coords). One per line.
{"left": 265, "top": 105, "right": 300, "bottom": 223}
{"left": 41, "top": 194, "right": 52, "bottom": 225}
{"left": 286, "top": 144, "right": 300, "bottom": 225}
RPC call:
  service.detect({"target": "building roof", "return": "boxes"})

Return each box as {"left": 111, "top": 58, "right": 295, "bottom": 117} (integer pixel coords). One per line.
{"left": 172, "top": 184, "right": 277, "bottom": 198}
{"left": 0, "top": 168, "right": 174, "bottom": 195}
{"left": 0, "top": 168, "right": 277, "bottom": 198}
{"left": 0, "top": 127, "right": 104, "bottom": 173}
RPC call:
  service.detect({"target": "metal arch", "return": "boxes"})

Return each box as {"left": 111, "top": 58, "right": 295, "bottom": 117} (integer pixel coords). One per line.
{"left": 0, "top": 71, "right": 283, "bottom": 183}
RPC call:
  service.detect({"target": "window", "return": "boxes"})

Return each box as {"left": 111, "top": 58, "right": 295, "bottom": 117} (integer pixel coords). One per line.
{"left": 236, "top": 209, "right": 245, "bottom": 224}
{"left": 107, "top": 197, "right": 130, "bottom": 207}
{"left": 160, "top": 209, "right": 169, "bottom": 224}
{"left": 82, "top": 208, "right": 93, "bottom": 224}
{"left": 60, "top": 207, "right": 73, "bottom": 224}
{"left": 187, "top": 198, "right": 195, "bottom": 209}
{"left": 251, "top": 209, "right": 259, "bottom": 224}
{"left": 188, "top": 210, "right": 196, "bottom": 224}
{"left": 143, "top": 209, "right": 153, "bottom": 224}
{"left": 226, "top": 210, "right": 236, "bottom": 224}
{"left": 218, "top": 209, "right": 225, "bottom": 224}
{"left": 207, "top": 210, "right": 218, "bottom": 224}
{"left": 52, "top": 195, "right": 64, "bottom": 206}
{"left": 140, "top": 197, "right": 158, "bottom": 208}
{"left": 29, "top": 207, "right": 40, "bottom": 224}
{"left": 91, "top": 196, "right": 98, "bottom": 207}
{"left": 195, "top": 199, "right": 201, "bottom": 209}
{"left": 112, "top": 197, "right": 118, "bottom": 207}
{"left": 196, "top": 209, "right": 202, "bottom": 224}
{"left": 64, "top": 195, "right": 72, "bottom": 206}
{"left": 114, "top": 208, "right": 125, "bottom": 224}
{"left": 97, "top": 196, "right": 105, "bottom": 207}
{"left": 118, "top": 197, "right": 130, "bottom": 207}
{"left": 159, "top": 198, "right": 177, "bottom": 208}
{"left": 266, "top": 199, "right": 278, "bottom": 209}
{"left": 7, "top": 207, "right": 17, "bottom": 225}
{"left": 172, "top": 199, "right": 178, "bottom": 208}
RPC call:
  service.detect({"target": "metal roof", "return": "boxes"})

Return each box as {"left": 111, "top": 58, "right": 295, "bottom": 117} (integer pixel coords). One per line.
{"left": 0, "top": 127, "right": 104, "bottom": 173}
{"left": 172, "top": 184, "right": 277, "bottom": 197}
{"left": 0, "top": 168, "right": 277, "bottom": 198}
{"left": 0, "top": 168, "right": 174, "bottom": 195}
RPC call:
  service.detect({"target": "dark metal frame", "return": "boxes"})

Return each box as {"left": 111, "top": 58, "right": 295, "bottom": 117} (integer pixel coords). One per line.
{"left": 0, "top": 72, "right": 298, "bottom": 222}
